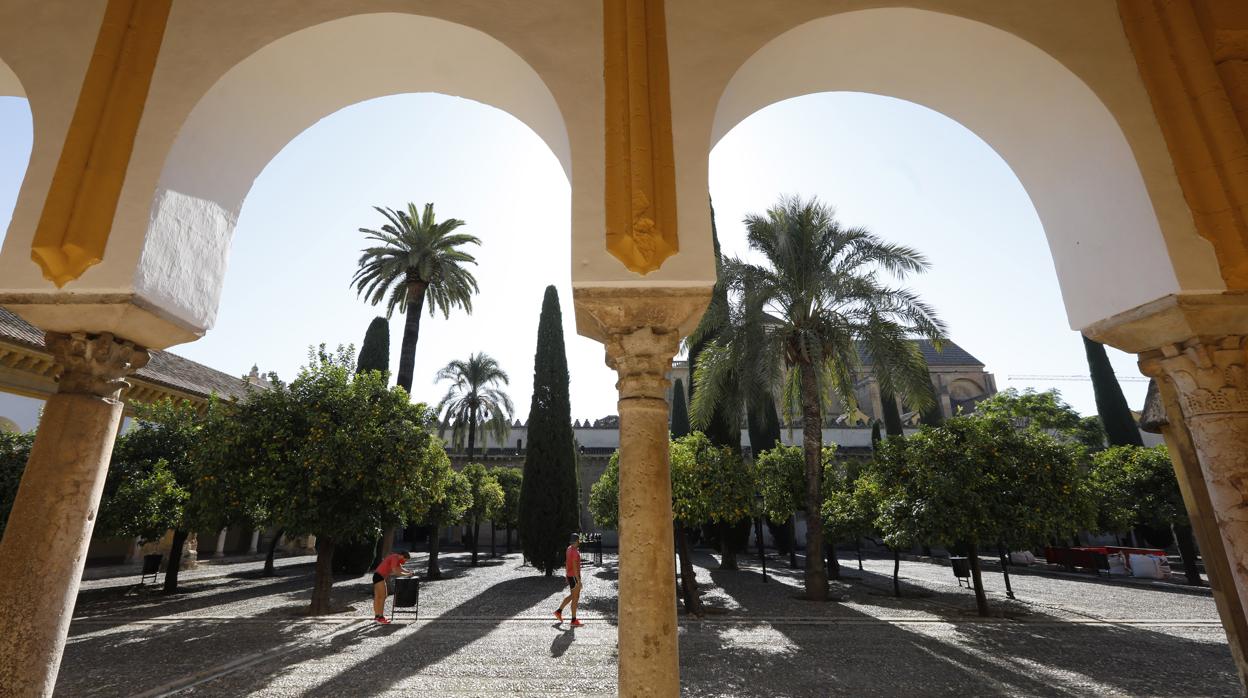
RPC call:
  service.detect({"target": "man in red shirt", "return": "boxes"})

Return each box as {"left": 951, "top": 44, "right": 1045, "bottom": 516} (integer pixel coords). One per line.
{"left": 372, "top": 550, "right": 413, "bottom": 624}
{"left": 554, "top": 534, "right": 583, "bottom": 627}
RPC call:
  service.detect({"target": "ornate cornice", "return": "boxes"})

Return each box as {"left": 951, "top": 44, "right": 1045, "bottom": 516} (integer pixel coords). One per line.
{"left": 44, "top": 332, "right": 149, "bottom": 400}
{"left": 1140, "top": 335, "right": 1248, "bottom": 418}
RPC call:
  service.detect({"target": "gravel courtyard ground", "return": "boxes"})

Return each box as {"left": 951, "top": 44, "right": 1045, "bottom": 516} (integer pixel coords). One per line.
{"left": 58, "top": 549, "right": 1240, "bottom": 697}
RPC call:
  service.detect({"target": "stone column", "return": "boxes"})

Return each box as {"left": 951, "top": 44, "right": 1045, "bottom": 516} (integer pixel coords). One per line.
{"left": 0, "top": 332, "right": 148, "bottom": 696}
{"left": 1141, "top": 378, "right": 1248, "bottom": 687}
{"left": 1140, "top": 336, "right": 1248, "bottom": 627}
{"left": 249, "top": 530, "right": 260, "bottom": 555}
{"left": 575, "top": 287, "right": 710, "bottom": 698}
{"left": 213, "top": 528, "right": 228, "bottom": 558}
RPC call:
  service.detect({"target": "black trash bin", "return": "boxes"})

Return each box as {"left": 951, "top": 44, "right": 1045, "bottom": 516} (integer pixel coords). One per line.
{"left": 949, "top": 556, "right": 971, "bottom": 588}
{"left": 393, "top": 577, "right": 419, "bottom": 621}
{"left": 140, "top": 554, "right": 163, "bottom": 585}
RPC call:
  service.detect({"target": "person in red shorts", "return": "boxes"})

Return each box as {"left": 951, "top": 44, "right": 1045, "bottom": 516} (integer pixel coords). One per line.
{"left": 554, "top": 534, "right": 583, "bottom": 627}
{"left": 372, "top": 550, "right": 413, "bottom": 624}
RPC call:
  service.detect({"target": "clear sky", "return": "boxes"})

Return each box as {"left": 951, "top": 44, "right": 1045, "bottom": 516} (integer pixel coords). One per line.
{"left": 0, "top": 90, "right": 1147, "bottom": 420}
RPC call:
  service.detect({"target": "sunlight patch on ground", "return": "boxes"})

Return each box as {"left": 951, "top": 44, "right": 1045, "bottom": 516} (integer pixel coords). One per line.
{"left": 715, "top": 623, "right": 798, "bottom": 656}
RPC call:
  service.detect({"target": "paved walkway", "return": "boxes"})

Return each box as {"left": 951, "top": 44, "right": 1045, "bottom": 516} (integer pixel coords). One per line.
{"left": 58, "top": 550, "right": 1240, "bottom": 696}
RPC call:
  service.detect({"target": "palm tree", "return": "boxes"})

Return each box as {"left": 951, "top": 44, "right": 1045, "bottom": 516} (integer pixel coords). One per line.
{"left": 436, "top": 352, "right": 515, "bottom": 460}
{"left": 351, "top": 203, "right": 481, "bottom": 394}
{"left": 690, "top": 195, "right": 945, "bottom": 600}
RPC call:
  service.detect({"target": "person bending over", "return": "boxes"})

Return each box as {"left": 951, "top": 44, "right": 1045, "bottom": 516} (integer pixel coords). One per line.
{"left": 373, "top": 550, "right": 413, "bottom": 624}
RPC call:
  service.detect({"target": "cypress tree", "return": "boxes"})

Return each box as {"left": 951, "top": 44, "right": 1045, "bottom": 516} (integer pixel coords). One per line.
{"left": 747, "top": 398, "right": 781, "bottom": 455}
{"left": 671, "top": 378, "right": 691, "bottom": 438}
{"left": 349, "top": 316, "right": 390, "bottom": 566}
{"left": 519, "top": 286, "right": 579, "bottom": 575}
{"left": 881, "top": 391, "right": 905, "bottom": 437}
{"left": 356, "top": 317, "right": 390, "bottom": 377}
{"left": 689, "top": 201, "right": 741, "bottom": 451}
{"left": 1082, "top": 335, "right": 1143, "bottom": 447}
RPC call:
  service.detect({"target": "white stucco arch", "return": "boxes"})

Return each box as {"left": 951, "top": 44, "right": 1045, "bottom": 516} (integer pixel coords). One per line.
{"left": 712, "top": 7, "right": 1223, "bottom": 331}
{"left": 0, "top": 58, "right": 23, "bottom": 98}
{"left": 134, "top": 12, "right": 571, "bottom": 334}
{"left": 0, "top": 56, "right": 32, "bottom": 247}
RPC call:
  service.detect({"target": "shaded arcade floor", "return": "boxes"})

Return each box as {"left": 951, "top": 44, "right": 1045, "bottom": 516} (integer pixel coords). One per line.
{"left": 58, "top": 550, "right": 1239, "bottom": 696}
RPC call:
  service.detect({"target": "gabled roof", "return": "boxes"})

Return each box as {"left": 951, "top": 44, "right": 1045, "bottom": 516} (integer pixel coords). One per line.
{"left": 858, "top": 339, "right": 984, "bottom": 368}
{"left": 0, "top": 307, "right": 251, "bottom": 401}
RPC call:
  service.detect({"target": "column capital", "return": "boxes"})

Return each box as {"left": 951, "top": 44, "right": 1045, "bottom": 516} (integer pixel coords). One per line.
{"left": 1140, "top": 335, "right": 1248, "bottom": 419}
{"left": 573, "top": 286, "right": 711, "bottom": 400}
{"left": 46, "top": 331, "right": 149, "bottom": 399}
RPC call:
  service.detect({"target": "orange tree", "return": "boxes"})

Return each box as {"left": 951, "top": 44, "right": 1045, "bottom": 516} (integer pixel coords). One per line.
{"left": 0, "top": 430, "right": 35, "bottom": 539}
{"left": 590, "top": 433, "right": 755, "bottom": 613}
{"left": 99, "top": 398, "right": 206, "bottom": 593}
{"left": 866, "top": 415, "right": 1094, "bottom": 616}
{"left": 196, "top": 346, "right": 443, "bottom": 614}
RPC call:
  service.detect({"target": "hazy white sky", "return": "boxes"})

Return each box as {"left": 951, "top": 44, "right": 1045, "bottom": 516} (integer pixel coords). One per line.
{"left": 0, "top": 91, "right": 1147, "bottom": 420}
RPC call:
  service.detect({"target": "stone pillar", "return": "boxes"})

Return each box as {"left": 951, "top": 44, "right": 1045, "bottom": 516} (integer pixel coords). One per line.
{"left": 213, "top": 528, "right": 228, "bottom": 558}
{"left": 249, "top": 530, "right": 260, "bottom": 555}
{"left": 0, "top": 332, "right": 148, "bottom": 696}
{"left": 1141, "top": 378, "right": 1248, "bottom": 687}
{"left": 1140, "top": 336, "right": 1248, "bottom": 633}
{"left": 575, "top": 287, "right": 710, "bottom": 698}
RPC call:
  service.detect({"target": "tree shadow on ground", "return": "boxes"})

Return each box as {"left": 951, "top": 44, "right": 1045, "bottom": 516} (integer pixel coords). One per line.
{"left": 58, "top": 617, "right": 339, "bottom": 698}
{"left": 70, "top": 573, "right": 317, "bottom": 630}
{"left": 176, "top": 573, "right": 565, "bottom": 696}
{"left": 683, "top": 562, "right": 1239, "bottom": 697}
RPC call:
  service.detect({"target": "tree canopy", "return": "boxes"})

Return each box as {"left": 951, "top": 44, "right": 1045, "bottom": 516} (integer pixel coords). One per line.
{"left": 196, "top": 346, "right": 443, "bottom": 612}
{"left": 865, "top": 415, "right": 1094, "bottom": 615}
{"left": 520, "top": 286, "right": 580, "bottom": 575}
{"left": 436, "top": 352, "right": 514, "bottom": 459}
{"left": 0, "top": 430, "right": 34, "bottom": 539}
{"left": 351, "top": 202, "right": 481, "bottom": 392}
{"left": 688, "top": 195, "right": 945, "bottom": 601}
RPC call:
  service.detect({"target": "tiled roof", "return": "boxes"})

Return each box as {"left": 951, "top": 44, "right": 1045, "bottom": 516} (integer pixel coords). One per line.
{"left": 676, "top": 339, "right": 983, "bottom": 369}
{"left": 0, "top": 307, "right": 251, "bottom": 401}
{"left": 858, "top": 339, "right": 984, "bottom": 368}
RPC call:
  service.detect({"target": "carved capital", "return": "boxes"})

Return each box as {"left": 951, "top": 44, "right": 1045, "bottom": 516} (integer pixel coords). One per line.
{"left": 46, "top": 331, "right": 149, "bottom": 399}
{"left": 574, "top": 286, "right": 711, "bottom": 400}
{"left": 1140, "top": 335, "right": 1248, "bottom": 419}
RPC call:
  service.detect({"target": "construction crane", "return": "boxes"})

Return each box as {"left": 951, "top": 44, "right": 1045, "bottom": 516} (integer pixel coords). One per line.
{"left": 1007, "top": 374, "right": 1149, "bottom": 383}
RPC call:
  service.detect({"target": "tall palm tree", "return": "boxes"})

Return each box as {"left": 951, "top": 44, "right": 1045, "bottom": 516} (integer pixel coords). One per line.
{"left": 436, "top": 352, "right": 515, "bottom": 460}
{"left": 351, "top": 203, "right": 481, "bottom": 394}
{"left": 690, "top": 195, "right": 946, "bottom": 600}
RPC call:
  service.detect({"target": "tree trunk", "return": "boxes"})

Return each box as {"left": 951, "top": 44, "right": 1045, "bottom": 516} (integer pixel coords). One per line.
{"left": 263, "top": 528, "right": 284, "bottom": 577}
{"left": 490, "top": 521, "right": 496, "bottom": 559}
{"left": 427, "top": 528, "right": 442, "bottom": 580}
{"left": 789, "top": 516, "right": 798, "bottom": 568}
{"left": 828, "top": 543, "right": 840, "bottom": 580}
{"left": 676, "top": 524, "right": 701, "bottom": 614}
{"left": 1174, "top": 524, "right": 1204, "bottom": 586}
{"left": 892, "top": 548, "right": 901, "bottom": 597}
{"left": 856, "top": 539, "right": 863, "bottom": 571}
{"left": 506, "top": 524, "right": 512, "bottom": 554}
{"left": 798, "top": 361, "right": 828, "bottom": 601}
{"left": 394, "top": 280, "right": 428, "bottom": 394}
{"left": 967, "top": 542, "right": 990, "bottom": 617}
{"left": 309, "top": 536, "right": 336, "bottom": 615}
{"left": 163, "top": 529, "right": 189, "bottom": 594}
{"left": 467, "top": 406, "right": 477, "bottom": 461}
{"left": 717, "top": 520, "right": 738, "bottom": 570}
{"left": 471, "top": 519, "right": 480, "bottom": 566}
{"left": 379, "top": 526, "right": 395, "bottom": 561}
